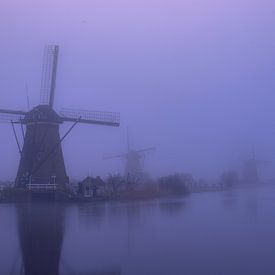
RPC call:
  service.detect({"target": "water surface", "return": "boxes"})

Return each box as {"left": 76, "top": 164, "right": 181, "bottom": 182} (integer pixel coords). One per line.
{"left": 1, "top": 186, "right": 275, "bottom": 275}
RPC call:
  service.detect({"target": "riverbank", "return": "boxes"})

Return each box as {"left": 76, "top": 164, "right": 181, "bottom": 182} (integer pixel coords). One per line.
{"left": 1, "top": 181, "right": 274, "bottom": 203}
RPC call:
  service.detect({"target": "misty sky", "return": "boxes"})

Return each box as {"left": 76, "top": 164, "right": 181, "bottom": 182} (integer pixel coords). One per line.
{"left": 1, "top": 0, "right": 275, "bottom": 180}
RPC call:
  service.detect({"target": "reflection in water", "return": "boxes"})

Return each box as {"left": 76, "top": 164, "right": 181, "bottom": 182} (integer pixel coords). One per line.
{"left": 62, "top": 271, "right": 120, "bottom": 275}
{"left": 16, "top": 203, "right": 121, "bottom": 275}
{"left": 244, "top": 192, "right": 260, "bottom": 223}
{"left": 4, "top": 187, "right": 274, "bottom": 275}
{"left": 159, "top": 199, "right": 187, "bottom": 216}
{"left": 221, "top": 190, "right": 239, "bottom": 210}
{"left": 77, "top": 203, "right": 107, "bottom": 228}
{"left": 16, "top": 204, "right": 65, "bottom": 275}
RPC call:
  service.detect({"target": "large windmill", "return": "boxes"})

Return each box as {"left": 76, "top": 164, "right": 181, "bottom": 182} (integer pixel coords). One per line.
{"left": 0, "top": 45, "right": 120, "bottom": 194}
{"left": 104, "top": 129, "right": 154, "bottom": 182}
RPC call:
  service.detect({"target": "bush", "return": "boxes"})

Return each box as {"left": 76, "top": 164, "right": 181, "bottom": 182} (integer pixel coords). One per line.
{"left": 221, "top": 170, "right": 239, "bottom": 188}
{"left": 106, "top": 174, "right": 126, "bottom": 194}
{"left": 158, "top": 174, "right": 189, "bottom": 195}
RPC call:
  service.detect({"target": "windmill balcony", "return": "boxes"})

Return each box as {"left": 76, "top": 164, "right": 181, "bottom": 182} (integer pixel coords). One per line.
{"left": 26, "top": 183, "right": 57, "bottom": 192}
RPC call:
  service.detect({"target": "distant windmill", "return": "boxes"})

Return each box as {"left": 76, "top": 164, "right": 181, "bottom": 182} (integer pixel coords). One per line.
{"left": 104, "top": 129, "right": 155, "bottom": 182}
{"left": 242, "top": 150, "right": 271, "bottom": 183}
{"left": 0, "top": 45, "right": 120, "bottom": 195}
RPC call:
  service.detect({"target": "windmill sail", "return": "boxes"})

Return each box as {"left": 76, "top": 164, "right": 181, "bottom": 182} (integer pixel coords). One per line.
{"left": 40, "top": 45, "right": 59, "bottom": 108}
{"left": 103, "top": 148, "right": 155, "bottom": 160}
{"left": 136, "top": 147, "right": 156, "bottom": 153}
{"left": 0, "top": 109, "right": 26, "bottom": 122}
{"left": 59, "top": 108, "right": 120, "bottom": 127}
{"left": 103, "top": 153, "right": 127, "bottom": 160}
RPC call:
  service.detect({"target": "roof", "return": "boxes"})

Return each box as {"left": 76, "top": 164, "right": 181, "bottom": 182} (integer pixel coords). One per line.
{"left": 80, "top": 176, "right": 105, "bottom": 185}
{"left": 23, "top": 105, "right": 63, "bottom": 124}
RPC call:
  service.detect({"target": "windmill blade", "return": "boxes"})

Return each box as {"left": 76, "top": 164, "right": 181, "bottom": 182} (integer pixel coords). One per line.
{"left": 40, "top": 45, "right": 59, "bottom": 108}
{"left": 0, "top": 109, "right": 26, "bottom": 123}
{"left": 103, "top": 153, "right": 127, "bottom": 160}
{"left": 59, "top": 108, "right": 120, "bottom": 127}
{"left": 135, "top": 147, "right": 156, "bottom": 154}
{"left": 104, "top": 147, "right": 155, "bottom": 160}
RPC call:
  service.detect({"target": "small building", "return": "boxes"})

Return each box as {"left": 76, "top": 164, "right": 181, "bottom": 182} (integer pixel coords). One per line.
{"left": 78, "top": 176, "right": 106, "bottom": 198}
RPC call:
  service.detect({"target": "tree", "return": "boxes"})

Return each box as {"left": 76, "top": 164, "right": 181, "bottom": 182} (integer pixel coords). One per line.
{"left": 158, "top": 173, "right": 189, "bottom": 195}
{"left": 221, "top": 170, "right": 239, "bottom": 188}
{"left": 106, "top": 174, "right": 125, "bottom": 194}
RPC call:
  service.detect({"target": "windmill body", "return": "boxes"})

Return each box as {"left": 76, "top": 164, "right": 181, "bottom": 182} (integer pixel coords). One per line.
{"left": 125, "top": 150, "right": 143, "bottom": 179}
{"left": 0, "top": 45, "right": 120, "bottom": 195}
{"left": 16, "top": 105, "right": 67, "bottom": 188}
{"left": 243, "top": 159, "right": 259, "bottom": 182}
{"left": 242, "top": 156, "right": 271, "bottom": 183}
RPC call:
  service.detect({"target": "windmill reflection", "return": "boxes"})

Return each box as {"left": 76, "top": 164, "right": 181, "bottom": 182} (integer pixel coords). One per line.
{"left": 16, "top": 203, "right": 65, "bottom": 275}
{"left": 16, "top": 204, "right": 121, "bottom": 275}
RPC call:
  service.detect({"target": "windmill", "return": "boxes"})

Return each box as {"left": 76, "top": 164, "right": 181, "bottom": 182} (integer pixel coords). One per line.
{"left": 242, "top": 150, "right": 271, "bottom": 183}
{"left": 0, "top": 45, "right": 120, "bottom": 196}
{"left": 104, "top": 129, "right": 155, "bottom": 182}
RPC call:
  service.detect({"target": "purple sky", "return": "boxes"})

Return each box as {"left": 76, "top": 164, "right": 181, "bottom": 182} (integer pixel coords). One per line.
{"left": 1, "top": 0, "right": 275, "bottom": 180}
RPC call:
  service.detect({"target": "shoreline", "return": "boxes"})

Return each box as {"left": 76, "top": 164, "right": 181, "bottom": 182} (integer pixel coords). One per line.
{"left": 1, "top": 181, "right": 274, "bottom": 204}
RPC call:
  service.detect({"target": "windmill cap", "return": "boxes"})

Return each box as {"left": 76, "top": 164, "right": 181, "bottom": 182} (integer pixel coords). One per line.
{"left": 23, "top": 105, "right": 63, "bottom": 124}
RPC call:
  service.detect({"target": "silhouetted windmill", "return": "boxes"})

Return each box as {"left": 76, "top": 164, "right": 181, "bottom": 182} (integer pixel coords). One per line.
{"left": 0, "top": 45, "right": 120, "bottom": 196}
{"left": 104, "top": 129, "right": 155, "bottom": 182}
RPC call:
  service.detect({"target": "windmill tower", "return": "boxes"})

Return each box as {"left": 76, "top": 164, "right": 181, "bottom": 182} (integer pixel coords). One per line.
{"left": 0, "top": 45, "right": 120, "bottom": 196}
{"left": 104, "top": 129, "right": 154, "bottom": 182}
{"left": 242, "top": 150, "right": 271, "bottom": 183}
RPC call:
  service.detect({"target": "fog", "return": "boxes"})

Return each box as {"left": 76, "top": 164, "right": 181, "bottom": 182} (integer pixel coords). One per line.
{"left": 1, "top": 0, "right": 275, "bottom": 181}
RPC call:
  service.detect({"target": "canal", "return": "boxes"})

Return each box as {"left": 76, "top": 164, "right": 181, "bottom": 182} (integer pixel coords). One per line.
{"left": 0, "top": 185, "right": 275, "bottom": 274}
